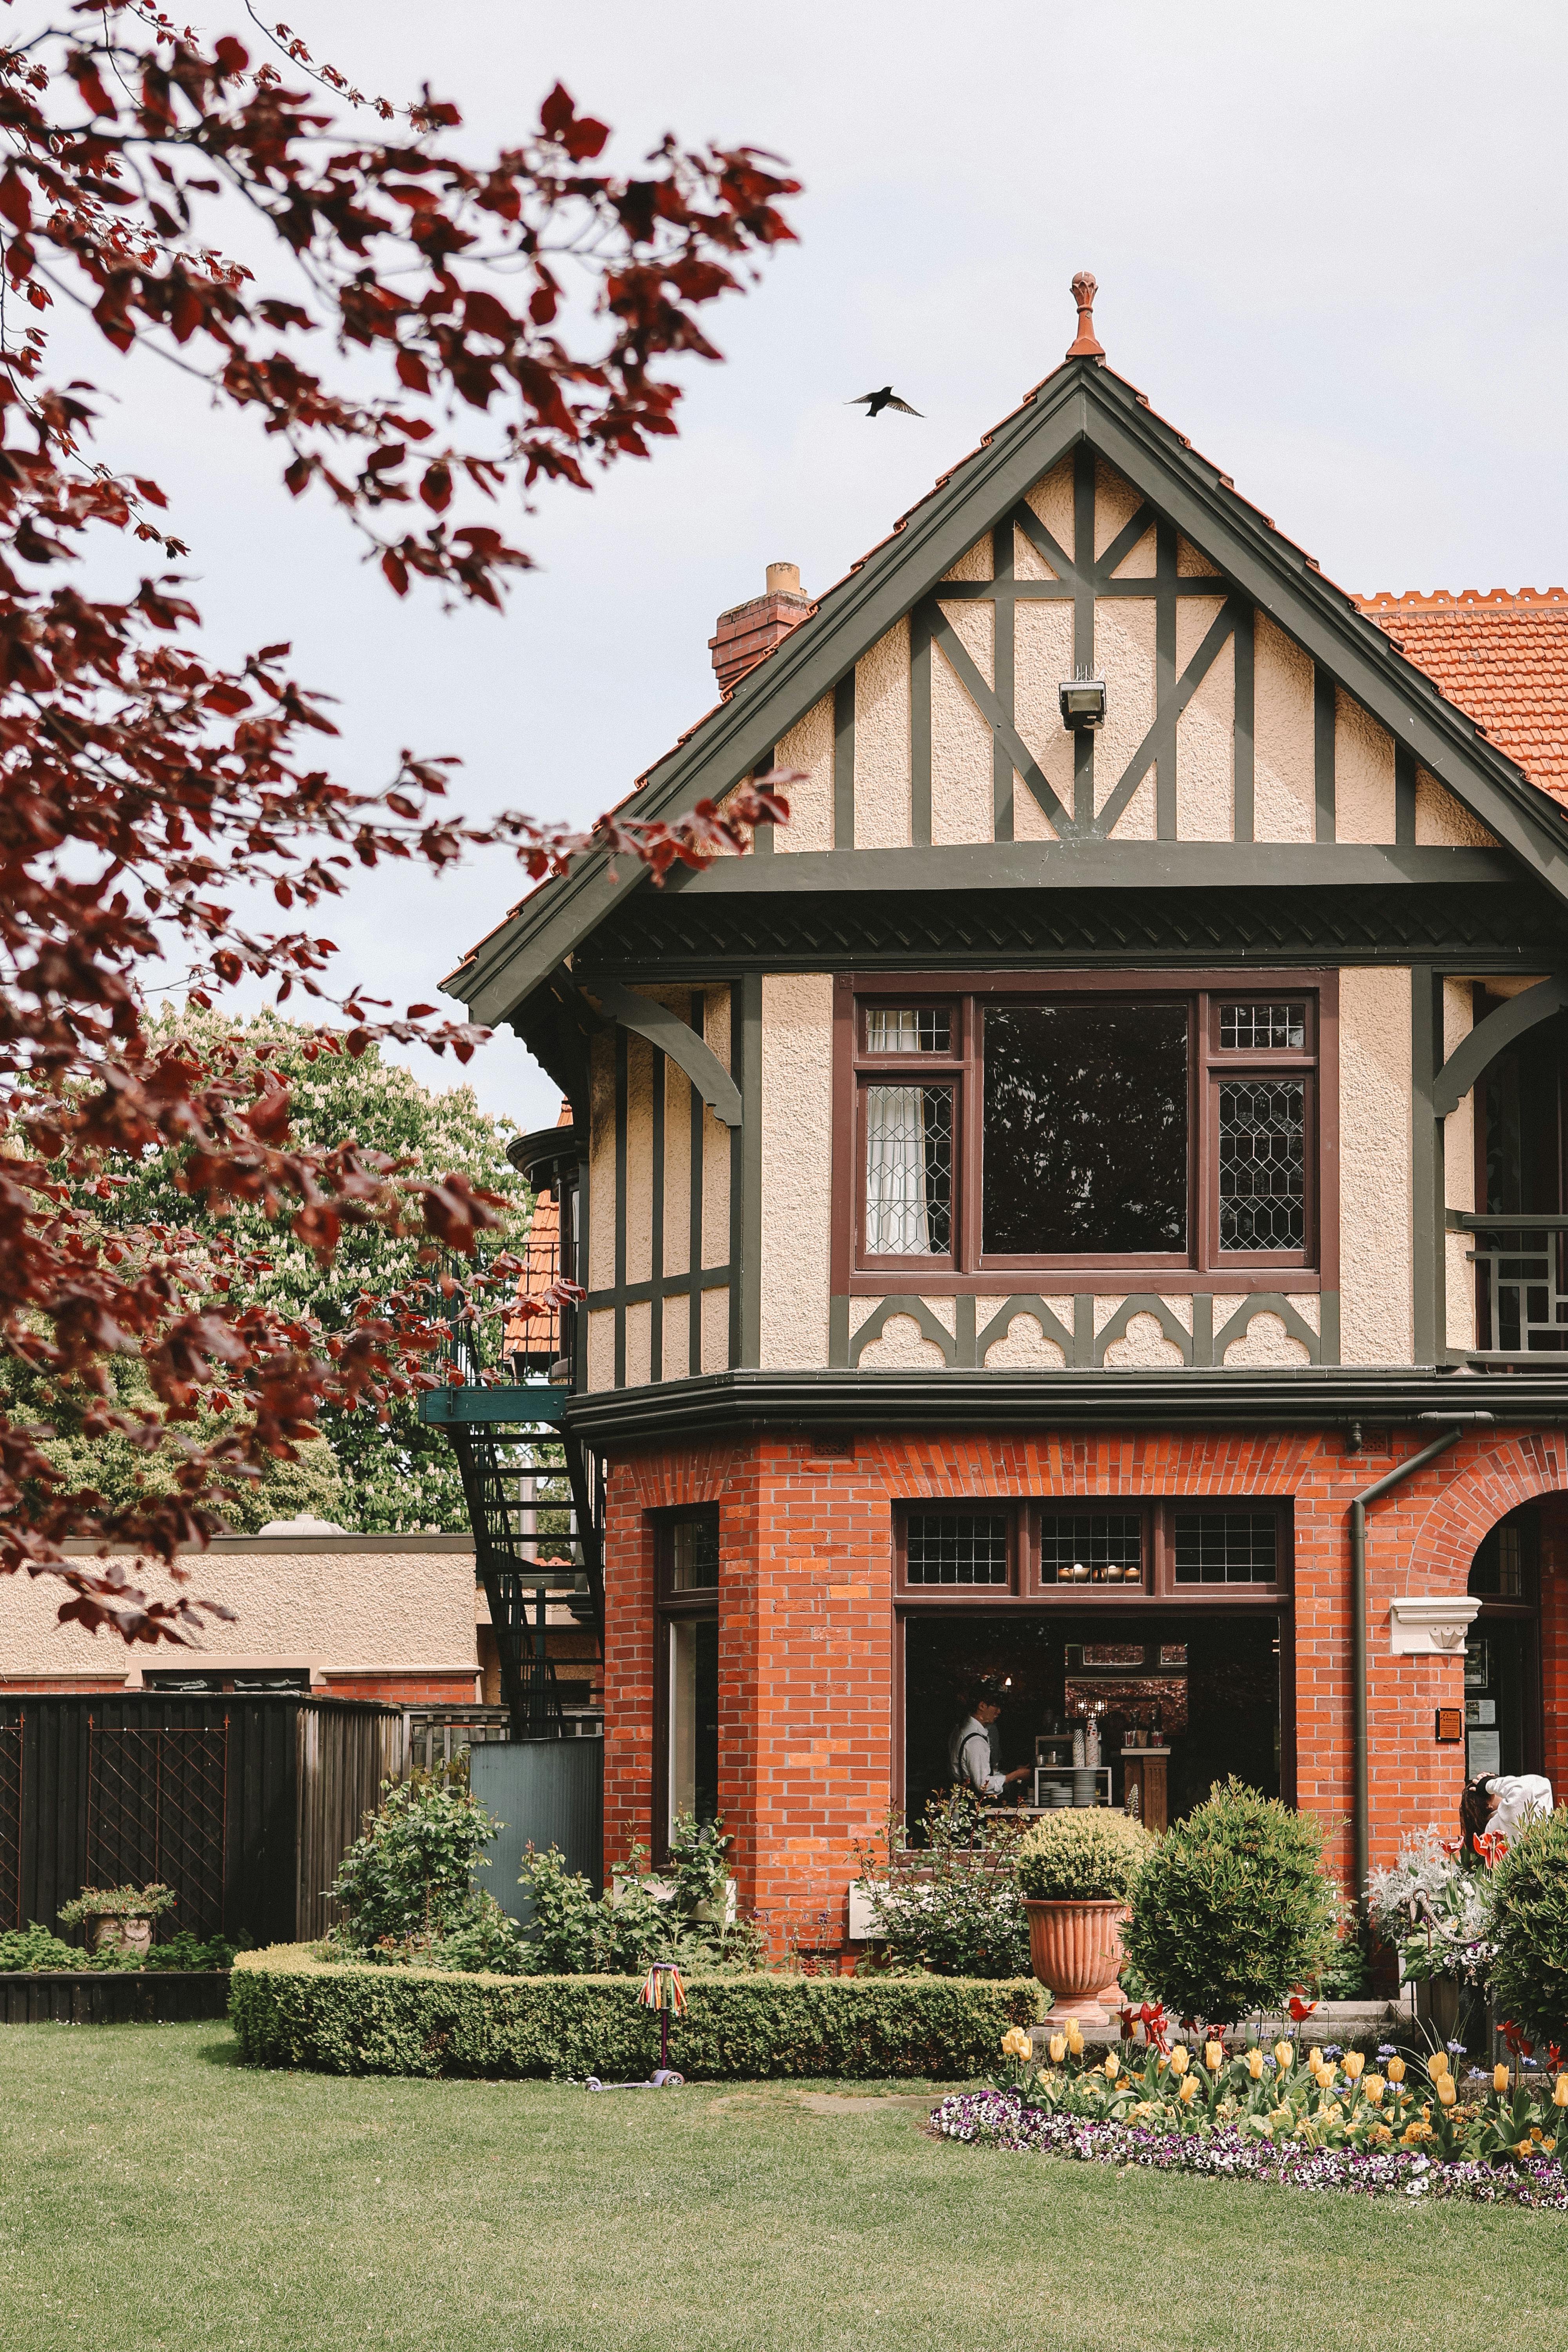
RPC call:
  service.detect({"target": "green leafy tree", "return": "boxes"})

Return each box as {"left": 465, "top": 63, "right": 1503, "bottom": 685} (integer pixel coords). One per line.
{"left": 60, "top": 1007, "right": 531, "bottom": 1531}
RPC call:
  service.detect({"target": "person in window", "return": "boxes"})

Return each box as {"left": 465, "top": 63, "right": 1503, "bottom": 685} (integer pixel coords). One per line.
{"left": 948, "top": 1683, "right": 1033, "bottom": 1802}
{"left": 1458, "top": 1771, "right": 1553, "bottom": 1852}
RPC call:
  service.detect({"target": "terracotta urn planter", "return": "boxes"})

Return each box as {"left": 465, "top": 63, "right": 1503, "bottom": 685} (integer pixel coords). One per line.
{"left": 89, "top": 1913, "right": 154, "bottom": 1961}
{"left": 1025, "top": 1898, "right": 1129, "bottom": 2025}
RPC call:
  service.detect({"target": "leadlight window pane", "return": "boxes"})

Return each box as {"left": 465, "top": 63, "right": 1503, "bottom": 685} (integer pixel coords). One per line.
{"left": 670, "top": 1515, "right": 719, "bottom": 1590}
{"left": 866, "top": 1085, "right": 953, "bottom": 1254}
{"left": 1219, "top": 1080, "right": 1305, "bottom": 1250}
{"left": 982, "top": 1003, "right": 1189, "bottom": 1255}
{"left": 868, "top": 1007, "right": 951, "bottom": 1054}
{"left": 1220, "top": 1001, "right": 1305, "bottom": 1050}
{"left": 1038, "top": 1512, "right": 1144, "bottom": 1587}
{"left": 905, "top": 1512, "right": 1010, "bottom": 1586}
{"left": 1173, "top": 1511, "right": 1278, "bottom": 1584}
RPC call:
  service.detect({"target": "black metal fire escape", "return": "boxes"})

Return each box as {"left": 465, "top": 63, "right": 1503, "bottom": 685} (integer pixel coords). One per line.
{"left": 419, "top": 1120, "right": 600, "bottom": 1738}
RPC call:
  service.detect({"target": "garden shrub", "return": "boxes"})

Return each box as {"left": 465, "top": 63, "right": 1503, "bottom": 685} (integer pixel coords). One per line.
{"left": 1121, "top": 1778, "right": 1339, "bottom": 2025}
{"left": 1488, "top": 1806, "right": 1568, "bottom": 2047}
{"left": 1016, "top": 1810, "right": 1155, "bottom": 1903}
{"left": 328, "top": 1772, "right": 516, "bottom": 1956}
{"left": 228, "top": 1947, "right": 1042, "bottom": 2080}
{"left": 852, "top": 1790, "right": 1031, "bottom": 1979}
{"left": 514, "top": 1820, "right": 764, "bottom": 1977}
{"left": 0, "top": 1922, "right": 236, "bottom": 1972}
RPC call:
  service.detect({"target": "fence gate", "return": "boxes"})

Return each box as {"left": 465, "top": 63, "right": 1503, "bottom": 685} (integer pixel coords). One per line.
{"left": 0, "top": 1718, "right": 20, "bottom": 1932}
{"left": 87, "top": 1719, "right": 228, "bottom": 1938}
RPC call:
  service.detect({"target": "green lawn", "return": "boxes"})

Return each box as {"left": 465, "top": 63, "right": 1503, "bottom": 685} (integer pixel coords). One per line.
{"left": 2, "top": 2024, "right": 1565, "bottom": 2352}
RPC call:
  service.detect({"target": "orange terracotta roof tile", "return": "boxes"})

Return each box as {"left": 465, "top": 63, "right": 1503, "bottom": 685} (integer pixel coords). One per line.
{"left": 1357, "top": 589, "right": 1568, "bottom": 810}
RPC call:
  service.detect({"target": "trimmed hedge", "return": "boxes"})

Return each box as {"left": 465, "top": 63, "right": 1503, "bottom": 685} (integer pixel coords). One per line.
{"left": 229, "top": 1947, "right": 1041, "bottom": 2081}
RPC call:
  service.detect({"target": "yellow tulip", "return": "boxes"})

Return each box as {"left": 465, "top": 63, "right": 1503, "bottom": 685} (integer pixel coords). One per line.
{"left": 1494, "top": 2062, "right": 1511, "bottom": 2096}
{"left": 1103, "top": 2052, "right": 1120, "bottom": 2081}
{"left": 1364, "top": 2077, "right": 1385, "bottom": 2105}
{"left": 1429, "top": 2051, "right": 1449, "bottom": 2079}
{"left": 1247, "top": 2049, "right": 1265, "bottom": 2081}
{"left": 1048, "top": 2033, "right": 1067, "bottom": 2065}
{"left": 1170, "top": 2047, "right": 1190, "bottom": 2077}
{"left": 1178, "top": 2075, "right": 1198, "bottom": 2105}
{"left": 1205, "top": 2041, "right": 1224, "bottom": 2073}
{"left": 1307, "top": 2047, "right": 1323, "bottom": 2071}
{"left": 1343, "top": 2052, "right": 1365, "bottom": 2081}
{"left": 1000, "top": 2027, "right": 1031, "bottom": 2060}
{"left": 1515, "top": 2138, "right": 1537, "bottom": 2161}
{"left": 1554, "top": 2074, "right": 1568, "bottom": 2109}
{"left": 1437, "top": 2076, "right": 1457, "bottom": 2107}
{"left": 1066, "top": 2028, "right": 1085, "bottom": 2057}
{"left": 1274, "top": 2041, "right": 1292, "bottom": 2072}
{"left": 1387, "top": 2056, "right": 1406, "bottom": 2083}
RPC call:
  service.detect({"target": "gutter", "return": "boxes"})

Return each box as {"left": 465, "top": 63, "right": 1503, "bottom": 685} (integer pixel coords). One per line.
{"left": 1348, "top": 1411, "right": 1495, "bottom": 1908}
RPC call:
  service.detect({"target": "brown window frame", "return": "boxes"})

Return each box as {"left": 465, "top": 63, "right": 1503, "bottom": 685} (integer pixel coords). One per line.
{"left": 832, "top": 969, "right": 1338, "bottom": 1297}
{"left": 892, "top": 1499, "right": 1293, "bottom": 1605}
{"left": 651, "top": 1506, "right": 720, "bottom": 1866}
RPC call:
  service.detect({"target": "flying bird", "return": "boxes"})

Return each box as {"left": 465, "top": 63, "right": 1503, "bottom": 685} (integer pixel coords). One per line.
{"left": 846, "top": 386, "right": 923, "bottom": 419}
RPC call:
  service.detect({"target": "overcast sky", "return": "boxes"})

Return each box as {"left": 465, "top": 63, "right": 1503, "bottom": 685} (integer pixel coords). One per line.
{"left": 105, "top": 2, "right": 1568, "bottom": 1129}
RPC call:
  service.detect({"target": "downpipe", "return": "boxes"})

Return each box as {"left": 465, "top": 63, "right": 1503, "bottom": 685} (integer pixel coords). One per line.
{"left": 1347, "top": 1411, "right": 1494, "bottom": 1909}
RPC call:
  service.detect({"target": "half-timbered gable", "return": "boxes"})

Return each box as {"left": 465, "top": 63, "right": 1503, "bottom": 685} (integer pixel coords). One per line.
{"left": 454, "top": 310, "right": 1568, "bottom": 1401}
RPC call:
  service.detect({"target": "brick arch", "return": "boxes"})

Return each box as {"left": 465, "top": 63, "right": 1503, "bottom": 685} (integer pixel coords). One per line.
{"left": 1397, "top": 1432, "right": 1568, "bottom": 1596}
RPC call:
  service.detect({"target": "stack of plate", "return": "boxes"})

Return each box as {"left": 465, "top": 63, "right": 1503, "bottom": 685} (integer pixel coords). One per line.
{"left": 1043, "top": 1781, "right": 1073, "bottom": 1809}
{"left": 1072, "top": 1768, "right": 1100, "bottom": 1808}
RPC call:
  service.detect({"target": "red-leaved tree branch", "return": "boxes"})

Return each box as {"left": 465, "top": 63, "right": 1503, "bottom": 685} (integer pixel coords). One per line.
{"left": 0, "top": 7, "right": 798, "bottom": 1639}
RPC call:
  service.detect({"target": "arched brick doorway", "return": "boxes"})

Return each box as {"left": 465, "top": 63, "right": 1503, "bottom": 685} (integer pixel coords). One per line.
{"left": 1465, "top": 1499, "right": 1568, "bottom": 1790}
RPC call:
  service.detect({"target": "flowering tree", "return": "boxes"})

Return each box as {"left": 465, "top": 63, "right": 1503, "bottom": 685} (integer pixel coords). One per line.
{"left": 0, "top": 10, "right": 797, "bottom": 1639}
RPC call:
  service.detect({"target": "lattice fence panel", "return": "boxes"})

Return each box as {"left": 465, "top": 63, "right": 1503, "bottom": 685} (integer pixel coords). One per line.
{"left": 0, "top": 1722, "right": 21, "bottom": 1933}
{"left": 87, "top": 1724, "right": 228, "bottom": 1938}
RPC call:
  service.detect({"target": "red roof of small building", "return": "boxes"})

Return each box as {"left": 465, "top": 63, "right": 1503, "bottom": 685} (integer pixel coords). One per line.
{"left": 1356, "top": 589, "right": 1568, "bottom": 811}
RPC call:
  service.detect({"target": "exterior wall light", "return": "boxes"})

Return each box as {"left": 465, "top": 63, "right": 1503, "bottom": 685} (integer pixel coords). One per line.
{"left": 1058, "top": 673, "right": 1107, "bottom": 731}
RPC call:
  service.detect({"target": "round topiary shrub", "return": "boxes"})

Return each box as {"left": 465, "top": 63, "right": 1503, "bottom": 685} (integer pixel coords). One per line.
{"left": 1016, "top": 1810, "right": 1155, "bottom": 1903}
{"left": 1120, "top": 1777, "right": 1338, "bottom": 2025}
{"left": 1489, "top": 1806, "right": 1568, "bottom": 2049}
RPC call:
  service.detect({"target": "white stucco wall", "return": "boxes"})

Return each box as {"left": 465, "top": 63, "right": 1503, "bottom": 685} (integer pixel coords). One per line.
{"left": 855, "top": 618, "right": 911, "bottom": 849}
{"left": 1415, "top": 768, "right": 1498, "bottom": 848}
{"left": 774, "top": 692, "right": 834, "bottom": 852}
{"left": 1175, "top": 599, "right": 1234, "bottom": 841}
{"left": 931, "top": 600, "right": 993, "bottom": 844}
{"left": 4, "top": 1541, "right": 479, "bottom": 1683}
{"left": 759, "top": 973, "right": 834, "bottom": 1370}
{"left": 1339, "top": 965, "right": 1414, "bottom": 1364}
{"left": 1334, "top": 690, "right": 1396, "bottom": 843}
{"left": 1253, "top": 614, "right": 1316, "bottom": 842}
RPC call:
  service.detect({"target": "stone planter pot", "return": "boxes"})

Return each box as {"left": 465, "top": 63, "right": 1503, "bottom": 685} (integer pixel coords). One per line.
{"left": 88, "top": 1914, "right": 154, "bottom": 1962}
{"left": 1025, "top": 1898, "right": 1129, "bottom": 2025}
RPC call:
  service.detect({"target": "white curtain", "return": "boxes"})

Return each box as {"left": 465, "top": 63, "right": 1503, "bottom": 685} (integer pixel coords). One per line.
{"left": 866, "top": 1086, "right": 932, "bottom": 1253}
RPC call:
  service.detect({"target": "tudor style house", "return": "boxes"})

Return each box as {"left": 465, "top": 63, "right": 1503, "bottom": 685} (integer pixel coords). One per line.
{"left": 447, "top": 277, "right": 1568, "bottom": 1951}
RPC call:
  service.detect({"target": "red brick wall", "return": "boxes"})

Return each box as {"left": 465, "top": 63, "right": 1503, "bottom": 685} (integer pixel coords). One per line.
{"left": 601, "top": 1424, "right": 1568, "bottom": 1952}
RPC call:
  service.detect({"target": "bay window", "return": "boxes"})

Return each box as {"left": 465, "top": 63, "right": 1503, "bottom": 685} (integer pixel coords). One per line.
{"left": 839, "top": 971, "right": 1328, "bottom": 1285}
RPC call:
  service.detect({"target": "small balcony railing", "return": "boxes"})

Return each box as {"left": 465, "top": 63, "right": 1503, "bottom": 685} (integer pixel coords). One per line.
{"left": 1459, "top": 1213, "right": 1568, "bottom": 1362}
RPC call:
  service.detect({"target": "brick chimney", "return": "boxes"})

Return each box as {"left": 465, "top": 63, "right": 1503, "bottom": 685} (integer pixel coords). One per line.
{"left": 708, "top": 561, "right": 812, "bottom": 699}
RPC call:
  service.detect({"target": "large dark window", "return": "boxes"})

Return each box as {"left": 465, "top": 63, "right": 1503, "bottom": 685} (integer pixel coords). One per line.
{"left": 983, "top": 1002, "right": 1189, "bottom": 1256}
{"left": 846, "top": 978, "right": 1323, "bottom": 1280}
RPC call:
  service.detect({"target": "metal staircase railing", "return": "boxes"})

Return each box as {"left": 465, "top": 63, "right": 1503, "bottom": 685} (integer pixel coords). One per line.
{"left": 419, "top": 1253, "right": 598, "bottom": 1740}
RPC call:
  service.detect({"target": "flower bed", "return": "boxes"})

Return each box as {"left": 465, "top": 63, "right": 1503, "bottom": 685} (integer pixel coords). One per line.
{"left": 934, "top": 2089, "right": 1568, "bottom": 2209}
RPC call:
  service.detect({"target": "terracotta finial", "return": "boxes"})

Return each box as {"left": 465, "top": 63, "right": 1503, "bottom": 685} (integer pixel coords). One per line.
{"left": 1067, "top": 270, "right": 1105, "bottom": 361}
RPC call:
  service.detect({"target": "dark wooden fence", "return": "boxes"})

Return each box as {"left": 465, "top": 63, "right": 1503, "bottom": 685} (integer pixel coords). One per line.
{"left": 0, "top": 1695, "right": 403, "bottom": 1949}
{"left": 0, "top": 1971, "right": 232, "bottom": 2024}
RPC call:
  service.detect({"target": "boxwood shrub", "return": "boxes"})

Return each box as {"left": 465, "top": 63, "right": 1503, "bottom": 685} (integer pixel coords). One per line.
{"left": 1489, "top": 1805, "right": 1568, "bottom": 2048}
{"left": 229, "top": 1948, "right": 1041, "bottom": 2081}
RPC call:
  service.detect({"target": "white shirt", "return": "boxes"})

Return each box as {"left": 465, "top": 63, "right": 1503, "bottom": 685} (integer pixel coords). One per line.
{"left": 1486, "top": 1774, "right": 1553, "bottom": 1845}
{"left": 948, "top": 1715, "right": 1005, "bottom": 1797}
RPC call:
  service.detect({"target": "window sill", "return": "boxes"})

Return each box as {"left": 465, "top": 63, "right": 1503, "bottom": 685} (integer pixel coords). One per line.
{"left": 848, "top": 1270, "right": 1322, "bottom": 1296}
